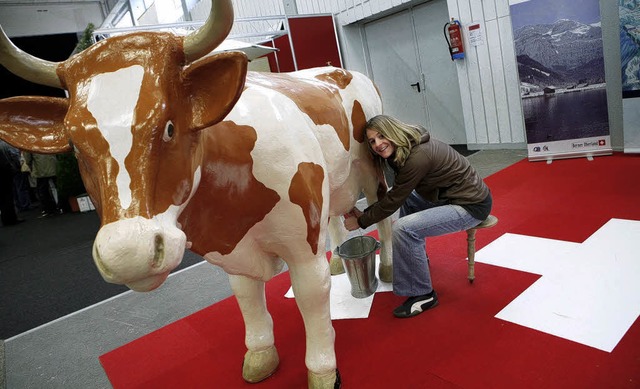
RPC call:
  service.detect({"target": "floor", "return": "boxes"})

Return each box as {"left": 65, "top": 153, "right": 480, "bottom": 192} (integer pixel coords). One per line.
{"left": 0, "top": 149, "right": 527, "bottom": 389}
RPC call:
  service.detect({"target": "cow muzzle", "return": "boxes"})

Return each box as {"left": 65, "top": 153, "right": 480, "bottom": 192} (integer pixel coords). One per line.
{"left": 92, "top": 216, "right": 186, "bottom": 292}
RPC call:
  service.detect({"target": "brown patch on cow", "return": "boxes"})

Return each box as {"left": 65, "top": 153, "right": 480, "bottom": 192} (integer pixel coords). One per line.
{"left": 0, "top": 96, "right": 71, "bottom": 153}
{"left": 63, "top": 97, "right": 127, "bottom": 223}
{"left": 61, "top": 33, "right": 185, "bottom": 87}
{"left": 289, "top": 162, "right": 325, "bottom": 255}
{"left": 75, "top": 154, "right": 104, "bottom": 219}
{"left": 314, "top": 68, "right": 353, "bottom": 89}
{"left": 246, "top": 72, "right": 350, "bottom": 151}
{"left": 59, "top": 32, "right": 188, "bottom": 223}
{"left": 351, "top": 100, "right": 367, "bottom": 144}
{"left": 182, "top": 52, "right": 248, "bottom": 131}
{"left": 181, "top": 121, "right": 280, "bottom": 256}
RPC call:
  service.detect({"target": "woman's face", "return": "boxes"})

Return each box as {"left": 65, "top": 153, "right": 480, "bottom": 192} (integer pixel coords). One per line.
{"left": 366, "top": 127, "right": 395, "bottom": 159}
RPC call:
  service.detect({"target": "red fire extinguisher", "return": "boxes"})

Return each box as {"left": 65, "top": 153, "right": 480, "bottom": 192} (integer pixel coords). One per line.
{"left": 444, "top": 18, "right": 465, "bottom": 60}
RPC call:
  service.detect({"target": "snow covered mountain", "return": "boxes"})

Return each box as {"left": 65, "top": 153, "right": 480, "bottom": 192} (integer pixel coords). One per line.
{"left": 513, "top": 19, "right": 605, "bottom": 87}
{"left": 618, "top": 0, "right": 640, "bottom": 94}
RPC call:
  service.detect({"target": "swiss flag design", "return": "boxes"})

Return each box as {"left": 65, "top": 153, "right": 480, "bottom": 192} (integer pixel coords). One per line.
{"left": 100, "top": 155, "right": 640, "bottom": 389}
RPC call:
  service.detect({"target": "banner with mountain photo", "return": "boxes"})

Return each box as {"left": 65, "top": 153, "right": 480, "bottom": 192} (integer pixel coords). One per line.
{"left": 619, "top": 0, "right": 640, "bottom": 153}
{"left": 510, "top": 0, "right": 612, "bottom": 161}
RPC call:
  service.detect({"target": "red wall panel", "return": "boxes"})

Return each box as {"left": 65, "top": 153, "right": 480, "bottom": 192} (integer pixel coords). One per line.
{"left": 288, "top": 15, "right": 342, "bottom": 70}
{"left": 265, "top": 15, "right": 342, "bottom": 73}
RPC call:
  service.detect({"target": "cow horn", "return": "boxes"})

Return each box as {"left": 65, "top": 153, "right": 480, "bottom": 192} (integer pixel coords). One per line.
{"left": 183, "top": 0, "right": 234, "bottom": 63}
{"left": 0, "top": 26, "right": 63, "bottom": 89}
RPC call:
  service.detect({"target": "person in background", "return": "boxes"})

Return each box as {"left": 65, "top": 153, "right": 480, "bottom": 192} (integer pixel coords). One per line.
{"left": 13, "top": 152, "right": 33, "bottom": 212}
{"left": 343, "top": 115, "right": 492, "bottom": 318}
{"left": 0, "top": 140, "right": 23, "bottom": 226}
{"left": 23, "top": 152, "right": 61, "bottom": 217}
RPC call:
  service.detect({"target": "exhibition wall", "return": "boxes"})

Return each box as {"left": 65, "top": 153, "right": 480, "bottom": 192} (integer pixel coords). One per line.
{"left": 333, "top": 0, "right": 624, "bottom": 153}
{"left": 0, "top": 0, "right": 628, "bottom": 153}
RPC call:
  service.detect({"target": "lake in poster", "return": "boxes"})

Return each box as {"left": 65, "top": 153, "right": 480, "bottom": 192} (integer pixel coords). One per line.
{"left": 510, "top": 0, "right": 611, "bottom": 161}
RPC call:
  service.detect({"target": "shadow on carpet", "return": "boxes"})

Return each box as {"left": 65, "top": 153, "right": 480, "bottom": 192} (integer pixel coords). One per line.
{"left": 0, "top": 207, "right": 203, "bottom": 339}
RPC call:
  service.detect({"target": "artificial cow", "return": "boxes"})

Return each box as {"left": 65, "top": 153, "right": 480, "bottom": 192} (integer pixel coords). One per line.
{"left": 0, "top": 1, "right": 392, "bottom": 387}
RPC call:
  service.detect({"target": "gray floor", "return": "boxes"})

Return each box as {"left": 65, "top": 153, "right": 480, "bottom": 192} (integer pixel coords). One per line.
{"left": 2, "top": 149, "right": 526, "bottom": 389}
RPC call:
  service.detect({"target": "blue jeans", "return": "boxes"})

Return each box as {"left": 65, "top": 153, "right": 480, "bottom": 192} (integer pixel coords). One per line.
{"left": 392, "top": 190, "right": 482, "bottom": 296}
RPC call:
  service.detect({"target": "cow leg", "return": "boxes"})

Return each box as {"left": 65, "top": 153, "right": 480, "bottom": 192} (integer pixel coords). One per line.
{"left": 288, "top": 256, "right": 338, "bottom": 389}
{"left": 327, "top": 216, "right": 346, "bottom": 275}
{"left": 361, "top": 190, "right": 393, "bottom": 283}
{"left": 374, "top": 215, "right": 393, "bottom": 283}
{"left": 228, "top": 274, "right": 279, "bottom": 383}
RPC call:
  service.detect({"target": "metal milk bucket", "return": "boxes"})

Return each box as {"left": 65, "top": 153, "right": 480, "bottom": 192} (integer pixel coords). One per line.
{"left": 335, "top": 236, "right": 380, "bottom": 298}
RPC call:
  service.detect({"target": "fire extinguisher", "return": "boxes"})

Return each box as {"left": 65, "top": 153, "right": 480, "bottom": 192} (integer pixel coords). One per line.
{"left": 444, "top": 18, "right": 465, "bottom": 60}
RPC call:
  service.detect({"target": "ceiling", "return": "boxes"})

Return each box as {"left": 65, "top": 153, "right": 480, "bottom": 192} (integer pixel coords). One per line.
{"left": 0, "top": 0, "right": 117, "bottom": 37}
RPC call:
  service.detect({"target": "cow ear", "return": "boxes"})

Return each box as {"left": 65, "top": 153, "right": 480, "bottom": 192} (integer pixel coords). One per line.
{"left": 0, "top": 96, "right": 71, "bottom": 153}
{"left": 183, "top": 51, "right": 248, "bottom": 131}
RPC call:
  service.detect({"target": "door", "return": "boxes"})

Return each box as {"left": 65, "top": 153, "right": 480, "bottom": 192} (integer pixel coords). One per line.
{"left": 413, "top": 0, "right": 465, "bottom": 143}
{"left": 364, "top": 0, "right": 466, "bottom": 144}
{"left": 365, "top": 10, "right": 428, "bottom": 130}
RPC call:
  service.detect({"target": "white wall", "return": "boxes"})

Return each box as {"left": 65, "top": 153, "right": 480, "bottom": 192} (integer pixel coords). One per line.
{"left": 192, "top": 0, "right": 284, "bottom": 20}
{"left": 0, "top": 0, "right": 624, "bottom": 150}
{"left": 318, "top": 0, "right": 623, "bottom": 150}
{"left": 444, "top": 0, "right": 525, "bottom": 148}
{"left": 326, "top": 0, "right": 524, "bottom": 148}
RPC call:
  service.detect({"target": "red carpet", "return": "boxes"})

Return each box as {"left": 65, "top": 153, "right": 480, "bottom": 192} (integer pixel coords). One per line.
{"left": 100, "top": 153, "right": 640, "bottom": 388}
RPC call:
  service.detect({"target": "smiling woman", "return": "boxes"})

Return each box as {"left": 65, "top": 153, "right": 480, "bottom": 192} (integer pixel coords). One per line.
{"left": 365, "top": 115, "right": 420, "bottom": 165}
{"left": 367, "top": 129, "right": 395, "bottom": 159}
{"left": 343, "top": 114, "right": 493, "bottom": 318}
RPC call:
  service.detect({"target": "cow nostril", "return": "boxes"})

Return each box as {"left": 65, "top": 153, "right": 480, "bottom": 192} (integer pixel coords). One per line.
{"left": 152, "top": 234, "right": 165, "bottom": 268}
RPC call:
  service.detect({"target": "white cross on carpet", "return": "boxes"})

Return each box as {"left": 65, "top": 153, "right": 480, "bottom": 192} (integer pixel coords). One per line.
{"left": 285, "top": 256, "right": 393, "bottom": 320}
{"left": 474, "top": 218, "right": 640, "bottom": 352}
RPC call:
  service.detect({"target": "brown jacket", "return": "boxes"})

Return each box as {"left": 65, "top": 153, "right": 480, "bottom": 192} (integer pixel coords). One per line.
{"left": 358, "top": 132, "right": 490, "bottom": 229}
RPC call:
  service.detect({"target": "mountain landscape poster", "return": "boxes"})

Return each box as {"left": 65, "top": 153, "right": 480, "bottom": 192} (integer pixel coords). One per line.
{"left": 619, "top": 0, "right": 640, "bottom": 153}
{"left": 510, "top": 0, "right": 612, "bottom": 161}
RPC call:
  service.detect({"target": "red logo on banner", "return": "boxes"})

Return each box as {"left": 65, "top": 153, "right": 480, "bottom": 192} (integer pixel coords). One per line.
{"left": 598, "top": 139, "right": 606, "bottom": 146}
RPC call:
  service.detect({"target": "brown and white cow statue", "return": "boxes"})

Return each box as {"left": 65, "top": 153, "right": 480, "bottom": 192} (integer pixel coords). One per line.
{"left": 0, "top": 1, "right": 392, "bottom": 387}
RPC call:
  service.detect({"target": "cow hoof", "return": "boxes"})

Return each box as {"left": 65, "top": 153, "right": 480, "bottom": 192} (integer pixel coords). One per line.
{"left": 329, "top": 255, "right": 345, "bottom": 275}
{"left": 308, "top": 369, "right": 341, "bottom": 389}
{"left": 378, "top": 263, "right": 392, "bottom": 283}
{"left": 242, "top": 345, "right": 279, "bottom": 383}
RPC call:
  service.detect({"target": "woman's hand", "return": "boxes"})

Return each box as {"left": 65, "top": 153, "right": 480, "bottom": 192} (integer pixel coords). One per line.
{"left": 343, "top": 208, "right": 363, "bottom": 231}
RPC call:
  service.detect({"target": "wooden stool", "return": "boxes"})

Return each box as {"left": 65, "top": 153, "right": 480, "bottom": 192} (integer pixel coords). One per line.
{"left": 466, "top": 214, "right": 498, "bottom": 283}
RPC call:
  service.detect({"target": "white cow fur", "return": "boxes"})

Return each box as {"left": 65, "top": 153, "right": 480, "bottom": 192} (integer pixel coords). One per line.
{"left": 86, "top": 65, "right": 145, "bottom": 211}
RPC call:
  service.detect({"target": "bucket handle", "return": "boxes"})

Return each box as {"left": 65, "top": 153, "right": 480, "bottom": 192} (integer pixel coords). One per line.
{"left": 334, "top": 239, "right": 382, "bottom": 257}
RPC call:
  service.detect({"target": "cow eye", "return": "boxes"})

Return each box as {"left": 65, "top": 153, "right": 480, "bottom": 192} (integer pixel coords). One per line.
{"left": 163, "top": 121, "right": 175, "bottom": 142}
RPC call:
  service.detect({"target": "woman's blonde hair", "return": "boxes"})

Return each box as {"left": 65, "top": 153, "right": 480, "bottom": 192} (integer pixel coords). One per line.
{"left": 365, "top": 115, "right": 423, "bottom": 167}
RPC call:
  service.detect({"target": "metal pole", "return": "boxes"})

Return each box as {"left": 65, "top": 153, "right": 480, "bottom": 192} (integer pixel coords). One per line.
{"left": 283, "top": 15, "right": 298, "bottom": 71}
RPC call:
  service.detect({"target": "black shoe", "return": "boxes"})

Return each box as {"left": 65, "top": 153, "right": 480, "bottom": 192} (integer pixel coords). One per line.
{"left": 393, "top": 290, "right": 438, "bottom": 318}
